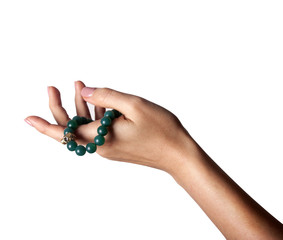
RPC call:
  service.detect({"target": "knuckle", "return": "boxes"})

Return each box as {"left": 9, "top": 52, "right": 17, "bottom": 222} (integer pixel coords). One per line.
{"left": 97, "top": 88, "right": 114, "bottom": 104}
{"left": 48, "top": 102, "right": 53, "bottom": 110}
{"left": 37, "top": 125, "right": 47, "bottom": 135}
{"left": 128, "top": 96, "right": 146, "bottom": 113}
{"left": 49, "top": 102, "right": 59, "bottom": 110}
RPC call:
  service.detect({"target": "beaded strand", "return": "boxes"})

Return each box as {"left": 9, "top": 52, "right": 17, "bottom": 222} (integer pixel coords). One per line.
{"left": 61, "top": 109, "right": 121, "bottom": 156}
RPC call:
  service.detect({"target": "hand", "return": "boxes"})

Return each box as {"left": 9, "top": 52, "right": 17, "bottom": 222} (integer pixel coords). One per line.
{"left": 25, "top": 81, "right": 196, "bottom": 174}
{"left": 25, "top": 81, "right": 283, "bottom": 239}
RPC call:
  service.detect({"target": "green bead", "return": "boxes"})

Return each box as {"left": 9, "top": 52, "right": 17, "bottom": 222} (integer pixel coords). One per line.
{"left": 86, "top": 118, "right": 93, "bottom": 124}
{"left": 97, "top": 125, "right": 108, "bottom": 136}
{"left": 86, "top": 143, "right": 97, "bottom": 153}
{"left": 64, "top": 127, "right": 74, "bottom": 135}
{"left": 81, "top": 117, "right": 88, "bottom": 124}
{"left": 72, "top": 116, "right": 83, "bottom": 125}
{"left": 67, "top": 140, "right": 77, "bottom": 151}
{"left": 100, "top": 116, "right": 112, "bottom": 127}
{"left": 112, "top": 109, "right": 122, "bottom": 118}
{"left": 67, "top": 120, "right": 78, "bottom": 130}
{"left": 75, "top": 145, "right": 86, "bottom": 156}
{"left": 104, "top": 110, "right": 115, "bottom": 120}
{"left": 94, "top": 135, "right": 105, "bottom": 146}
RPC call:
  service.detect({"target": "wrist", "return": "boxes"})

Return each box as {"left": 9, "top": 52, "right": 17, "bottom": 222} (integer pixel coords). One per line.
{"left": 164, "top": 130, "right": 202, "bottom": 179}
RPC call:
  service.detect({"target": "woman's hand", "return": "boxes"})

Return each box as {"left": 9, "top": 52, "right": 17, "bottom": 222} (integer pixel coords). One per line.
{"left": 25, "top": 81, "right": 283, "bottom": 239}
{"left": 25, "top": 81, "right": 196, "bottom": 174}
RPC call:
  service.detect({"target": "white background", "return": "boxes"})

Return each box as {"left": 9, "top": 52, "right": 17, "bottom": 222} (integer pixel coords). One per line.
{"left": 0, "top": 1, "right": 283, "bottom": 239}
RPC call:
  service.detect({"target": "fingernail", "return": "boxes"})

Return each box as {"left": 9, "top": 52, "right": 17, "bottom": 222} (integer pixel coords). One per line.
{"left": 81, "top": 87, "right": 97, "bottom": 97}
{"left": 24, "top": 117, "right": 33, "bottom": 127}
{"left": 74, "top": 81, "right": 81, "bottom": 90}
{"left": 47, "top": 86, "right": 51, "bottom": 96}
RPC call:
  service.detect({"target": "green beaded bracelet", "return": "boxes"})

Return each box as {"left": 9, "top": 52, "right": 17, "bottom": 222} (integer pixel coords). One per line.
{"left": 61, "top": 109, "right": 122, "bottom": 156}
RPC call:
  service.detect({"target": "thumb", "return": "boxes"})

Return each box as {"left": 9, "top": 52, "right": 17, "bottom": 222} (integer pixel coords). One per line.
{"left": 81, "top": 87, "right": 136, "bottom": 116}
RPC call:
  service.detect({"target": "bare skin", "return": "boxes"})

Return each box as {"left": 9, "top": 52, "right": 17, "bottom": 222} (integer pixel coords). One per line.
{"left": 25, "top": 81, "right": 283, "bottom": 239}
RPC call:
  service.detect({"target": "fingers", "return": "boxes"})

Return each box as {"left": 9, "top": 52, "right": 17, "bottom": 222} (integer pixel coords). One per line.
{"left": 48, "top": 86, "right": 70, "bottom": 126}
{"left": 25, "top": 116, "right": 64, "bottom": 142}
{"left": 81, "top": 87, "right": 140, "bottom": 118}
{"left": 95, "top": 106, "right": 105, "bottom": 120}
{"left": 75, "top": 81, "right": 91, "bottom": 119}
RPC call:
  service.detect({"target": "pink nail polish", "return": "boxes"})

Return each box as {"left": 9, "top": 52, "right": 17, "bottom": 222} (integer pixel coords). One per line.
{"left": 24, "top": 118, "right": 33, "bottom": 127}
{"left": 81, "top": 87, "right": 97, "bottom": 97}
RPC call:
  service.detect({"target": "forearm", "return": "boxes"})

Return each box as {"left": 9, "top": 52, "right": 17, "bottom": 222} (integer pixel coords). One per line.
{"left": 171, "top": 136, "right": 283, "bottom": 239}
{"left": 27, "top": 84, "right": 282, "bottom": 238}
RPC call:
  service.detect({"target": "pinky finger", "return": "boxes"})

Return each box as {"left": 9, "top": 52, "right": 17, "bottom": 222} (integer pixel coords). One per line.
{"left": 25, "top": 116, "right": 64, "bottom": 142}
